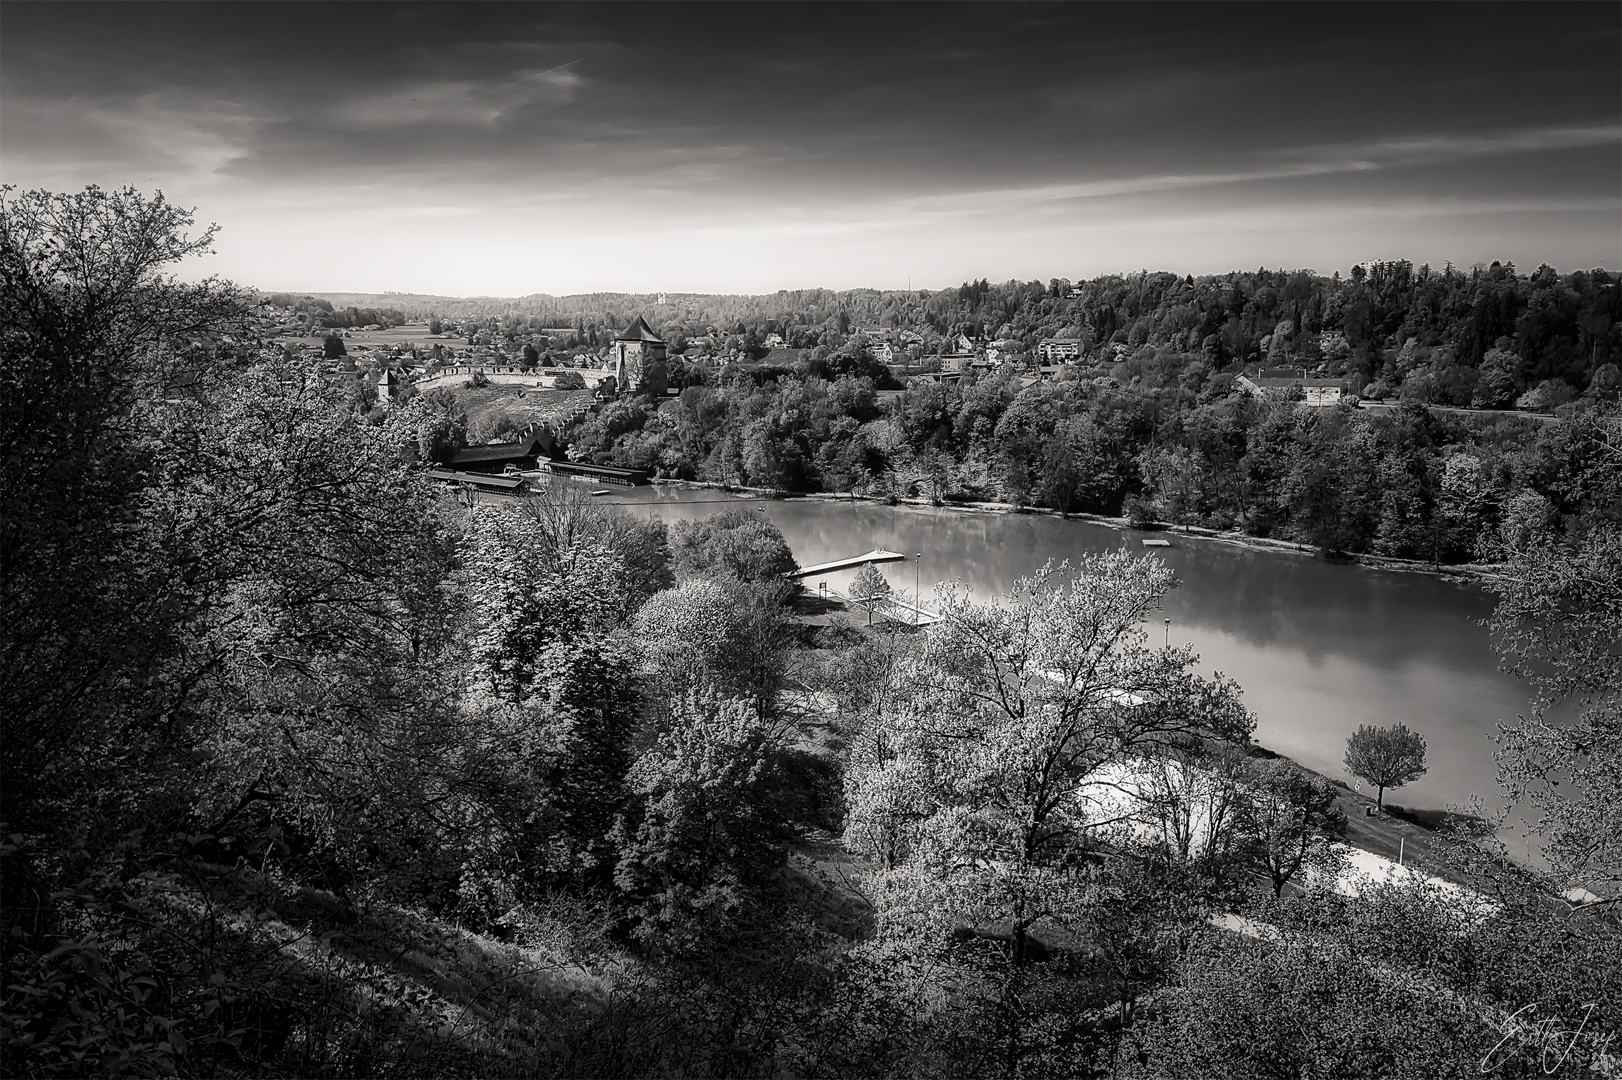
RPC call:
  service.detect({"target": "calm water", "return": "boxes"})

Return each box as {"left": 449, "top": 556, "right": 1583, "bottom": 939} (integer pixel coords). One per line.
{"left": 599, "top": 486, "right": 1539, "bottom": 816}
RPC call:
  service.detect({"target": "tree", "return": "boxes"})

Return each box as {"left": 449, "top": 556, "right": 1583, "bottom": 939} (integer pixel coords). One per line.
{"left": 1131, "top": 742, "right": 1252, "bottom": 878}
{"left": 1238, "top": 761, "right": 1347, "bottom": 895}
{"left": 849, "top": 563, "right": 892, "bottom": 626}
{"left": 389, "top": 386, "right": 466, "bottom": 464}
{"left": 457, "top": 504, "right": 629, "bottom": 703}
{"left": 1040, "top": 415, "right": 1106, "bottom": 517}
{"left": 1471, "top": 348, "right": 1518, "bottom": 408}
{"left": 518, "top": 478, "right": 672, "bottom": 615}
{"left": 1485, "top": 421, "right": 1622, "bottom": 894}
{"left": 669, "top": 508, "right": 798, "bottom": 582}
{"left": 634, "top": 578, "right": 748, "bottom": 693}
{"left": 611, "top": 689, "right": 781, "bottom": 938}
{"left": 0, "top": 184, "right": 247, "bottom": 832}
{"left": 1139, "top": 444, "right": 1204, "bottom": 529}
{"left": 1343, "top": 723, "right": 1428, "bottom": 808}
{"left": 1589, "top": 362, "right": 1621, "bottom": 402}
{"left": 428, "top": 315, "right": 442, "bottom": 335}
{"left": 323, "top": 330, "right": 347, "bottom": 359}
{"left": 843, "top": 553, "right": 1252, "bottom": 967}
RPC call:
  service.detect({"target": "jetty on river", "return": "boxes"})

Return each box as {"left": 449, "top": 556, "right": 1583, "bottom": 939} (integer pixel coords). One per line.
{"left": 790, "top": 548, "right": 910, "bottom": 578}
{"left": 790, "top": 548, "right": 940, "bottom": 626}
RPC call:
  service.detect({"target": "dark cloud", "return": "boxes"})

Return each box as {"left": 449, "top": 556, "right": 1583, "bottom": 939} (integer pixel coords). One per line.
{"left": 2, "top": 1, "right": 1615, "bottom": 292}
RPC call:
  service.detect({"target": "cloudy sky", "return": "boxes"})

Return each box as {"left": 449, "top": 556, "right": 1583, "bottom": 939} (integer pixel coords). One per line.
{"left": 3, "top": 2, "right": 1617, "bottom": 294}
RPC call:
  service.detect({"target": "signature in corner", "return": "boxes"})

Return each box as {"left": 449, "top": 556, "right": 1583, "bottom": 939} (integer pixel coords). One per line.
{"left": 1479, "top": 1003, "right": 1617, "bottom": 1076}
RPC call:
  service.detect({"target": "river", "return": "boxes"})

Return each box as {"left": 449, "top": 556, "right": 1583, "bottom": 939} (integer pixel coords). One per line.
{"left": 597, "top": 485, "right": 1537, "bottom": 827}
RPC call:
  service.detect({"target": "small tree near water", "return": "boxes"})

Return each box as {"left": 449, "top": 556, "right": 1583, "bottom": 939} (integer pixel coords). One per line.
{"left": 849, "top": 564, "right": 892, "bottom": 626}
{"left": 1343, "top": 723, "right": 1427, "bottom": 809}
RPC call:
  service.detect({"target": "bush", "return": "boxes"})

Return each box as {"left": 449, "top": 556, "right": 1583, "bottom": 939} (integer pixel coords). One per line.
{"left": 1125, "top": 494, "right": 1158, "bottom": 528}
{"left": 1516, "top": 379, "right": 1577, "bottom": 412}
{"left": 669, "top": 509, "right": 798, "bottom": 582}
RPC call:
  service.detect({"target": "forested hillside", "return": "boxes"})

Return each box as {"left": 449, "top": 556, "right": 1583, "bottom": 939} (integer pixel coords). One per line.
{"left": 6, "top": 187, "right": 1619, "bottom": 1078}
{"left": 317, "top": 258, "right": 1620, "bottom": 405}
{"left": 561, "top": 360, "right": 1618, "bottom": 564}
{"left": 332, "top": 261, "right": 1622, "bottom": 565}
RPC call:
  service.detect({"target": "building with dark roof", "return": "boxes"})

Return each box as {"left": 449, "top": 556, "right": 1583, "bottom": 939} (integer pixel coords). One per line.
{"left": 611, "top": 315, "right": 667, "bottom": 393}
{"left": 427, "top": 469, "right": 530, "bottom": 495}
{"left": 445, "top": 431, "right": 556, "bottom": 474}
{"left": 1238, "top": 367, "right": 1352, "bottom": 406}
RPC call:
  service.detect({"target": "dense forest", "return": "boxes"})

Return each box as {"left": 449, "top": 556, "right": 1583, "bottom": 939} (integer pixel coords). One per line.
{"left": 260, "top": 294, "right": 408, "bottom": 333}
{"left": 6, "top": 187, "right": 1620, "bottom": 1078}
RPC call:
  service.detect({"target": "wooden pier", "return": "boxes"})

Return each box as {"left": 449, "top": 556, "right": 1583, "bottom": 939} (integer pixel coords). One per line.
{"left": 789, "top": 548, "right": 910, "bottom": 578}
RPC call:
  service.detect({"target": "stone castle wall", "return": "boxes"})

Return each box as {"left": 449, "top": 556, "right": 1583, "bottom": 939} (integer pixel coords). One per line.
{"left": 412, "top": 366, "right": 611, "bottom": 392}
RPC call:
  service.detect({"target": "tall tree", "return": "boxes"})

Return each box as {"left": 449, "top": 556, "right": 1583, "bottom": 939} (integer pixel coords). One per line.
{"left": 1238, "top": 761, "right": 1347, "bottom": 895}
{"left": 849, "top": 563, "right": 892, "bottom": 626}
{"left": 844, "top": 552, "right": 1252, "bottom": 965}
{"left": 669, "top": 508, "right": 798, "bottom": 582}
{"left": 1, "top": 185, "right": 245, "bottom": 831}
{"left": 1486, "top": 414, "right": 1622, "bottom": 894}
{"left": 1343, "top": 723, "right": 1428, "bottom": 808}
{"left": 611, "top": 690, "right": 781, "bottom": 937}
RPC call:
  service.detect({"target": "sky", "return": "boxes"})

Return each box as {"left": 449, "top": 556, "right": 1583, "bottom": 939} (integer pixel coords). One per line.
{"left": 2, "top": 1, "right": 1618, "bottom": 295}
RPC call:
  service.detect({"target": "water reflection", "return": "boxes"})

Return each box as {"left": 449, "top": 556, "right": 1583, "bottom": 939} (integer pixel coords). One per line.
{"left": 603, "top": 487, "right": 1536, "bottom": 814}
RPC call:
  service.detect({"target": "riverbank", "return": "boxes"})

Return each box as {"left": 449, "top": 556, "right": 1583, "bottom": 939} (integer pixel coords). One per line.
{"left": 647, "top": 477, "right": 1507, "bottom": 586}
{"left": 791, "top": 589, "right": 1498, "bottom": 893}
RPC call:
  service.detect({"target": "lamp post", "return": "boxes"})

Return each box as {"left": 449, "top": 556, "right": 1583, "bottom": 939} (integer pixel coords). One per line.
{"left": 1164, "top": 618, "right": 1171, "bottom": 648}
{"left": 914, "top": 552, "right": 922, "bottom": 626}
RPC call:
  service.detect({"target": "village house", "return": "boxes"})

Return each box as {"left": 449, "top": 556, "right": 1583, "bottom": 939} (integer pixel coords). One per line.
{"left": 1038, "top": 336, "right": 1083, "bottom": 362}
{"left": 935, "top": 351, "right": 980, "bottom": 373}
{"left": 986, "top": 338, "right": 1020, "bottom": 362}
{"left": 1237, "top": 367, "right": 1351, "bottom": 406}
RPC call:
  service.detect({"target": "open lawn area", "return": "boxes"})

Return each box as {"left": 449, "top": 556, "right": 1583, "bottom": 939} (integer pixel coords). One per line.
{"left": 451, "top": 384, "right": 596, "bottom": 439}
{"left": 273, "top": 324, "right": 448, "bottom": 348}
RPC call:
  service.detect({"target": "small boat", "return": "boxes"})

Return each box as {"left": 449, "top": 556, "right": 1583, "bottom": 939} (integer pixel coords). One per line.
{"left": 1141, "top": 538, "right": 1171, "bottom": 548}
{"left": 589, "top": 489, "right": 613, "bottom": 496}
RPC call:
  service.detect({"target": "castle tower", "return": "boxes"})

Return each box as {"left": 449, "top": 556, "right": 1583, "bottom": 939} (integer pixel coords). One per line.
{"left": 611, "top": 315, "right": 667, "bottom": 393}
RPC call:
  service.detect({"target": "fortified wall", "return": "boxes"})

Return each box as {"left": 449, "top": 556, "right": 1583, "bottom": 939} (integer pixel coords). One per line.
{"left": 411, "top": 366, "right": 611, "bottom": 392}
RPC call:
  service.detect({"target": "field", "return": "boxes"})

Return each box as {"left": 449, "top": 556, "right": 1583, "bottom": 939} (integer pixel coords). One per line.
{"left": 450, "top": 384, "right": 596, "bottom": 437}
{"left": 273, "top": 324, "right": 449, "bottom": 349}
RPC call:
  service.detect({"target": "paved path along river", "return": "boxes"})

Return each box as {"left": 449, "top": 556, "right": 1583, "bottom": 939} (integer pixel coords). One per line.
{"left": 600, "top": 486, "right": 1538, "bottom": 831}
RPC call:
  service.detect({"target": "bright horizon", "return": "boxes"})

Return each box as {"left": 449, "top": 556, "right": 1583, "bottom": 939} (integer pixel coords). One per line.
{"left": 3, "top": 2, "right": 1618, "bottom": 295}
